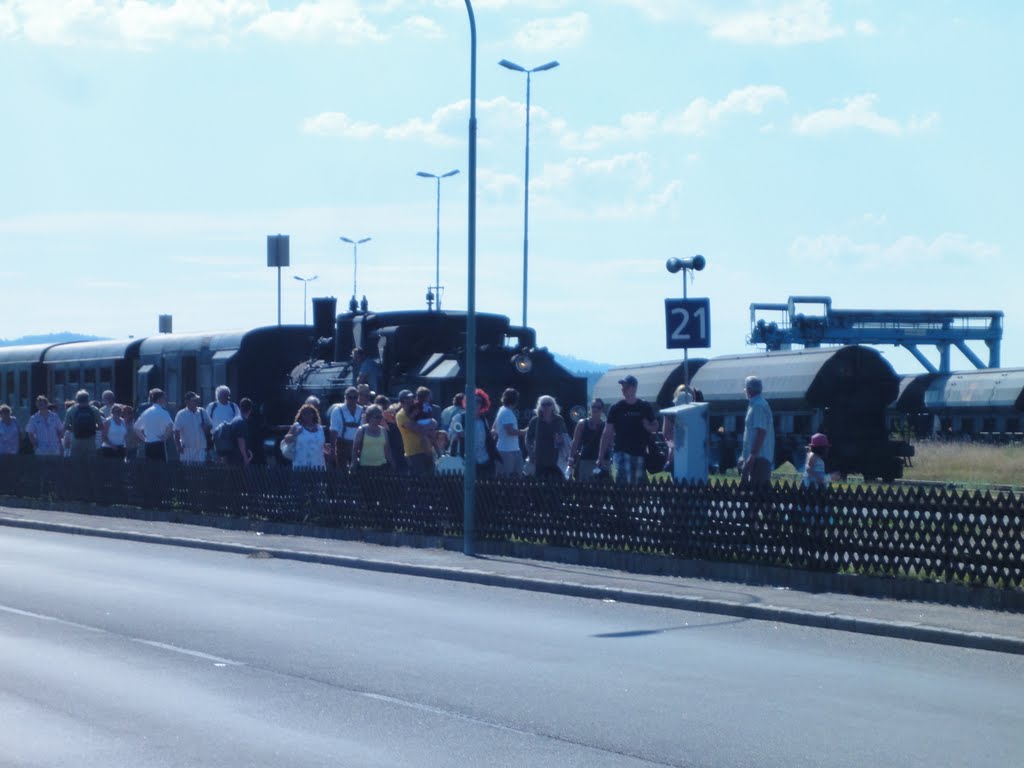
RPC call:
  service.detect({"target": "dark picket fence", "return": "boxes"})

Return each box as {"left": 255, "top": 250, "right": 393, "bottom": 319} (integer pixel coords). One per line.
{"left": 1, "top": 455, "right": 1021, "bottom": 589}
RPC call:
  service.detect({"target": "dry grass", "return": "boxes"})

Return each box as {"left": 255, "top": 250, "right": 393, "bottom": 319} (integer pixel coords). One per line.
{"left": 902, "top": 440, "right": 1024, "bottom": 488}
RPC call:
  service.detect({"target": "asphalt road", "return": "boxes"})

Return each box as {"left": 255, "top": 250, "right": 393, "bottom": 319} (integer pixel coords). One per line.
{"left": 1, "top": 527, "right": 1022, "bottom": 768}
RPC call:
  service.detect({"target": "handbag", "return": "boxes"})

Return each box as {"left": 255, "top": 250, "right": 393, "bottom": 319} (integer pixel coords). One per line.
{"left": 644, "top": 433, "right": 668, "bottom": 474}
{"left": 280, "top": 438, "right": 296, "bottom": 462}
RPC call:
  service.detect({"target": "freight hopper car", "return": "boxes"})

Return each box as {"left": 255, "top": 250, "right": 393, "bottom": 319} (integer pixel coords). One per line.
{"left": 597, "top": 345, "right": 913, "bottom": 482}
{"left": 889, "top": 368, "right": 1024, "bottom": 441}
{"left": 286, "top": 302, "right": 588, "bottom": 429}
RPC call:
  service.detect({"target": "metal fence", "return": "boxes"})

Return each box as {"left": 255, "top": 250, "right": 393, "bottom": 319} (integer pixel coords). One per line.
{"left": 1, "top": 455, "right": 1021, "bottom": 589}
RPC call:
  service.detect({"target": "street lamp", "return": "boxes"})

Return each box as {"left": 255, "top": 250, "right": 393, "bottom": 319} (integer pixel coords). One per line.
{"left": 292, "top": 275, "right": 318, "bottom": 325}
{"left": 499, "top": 57, "right": 559, "bottom": 328}
{"left": 416, "top": 169, "right": 460, "bottom": 311}
{"left": 339, "top": 235, "right": 371, "bottom": 311}
{"left": 464, "top": 0, "right": 478, "bottom": 556}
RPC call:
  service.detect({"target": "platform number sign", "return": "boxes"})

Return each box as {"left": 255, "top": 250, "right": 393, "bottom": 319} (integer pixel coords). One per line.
{"left": 664, "top": 298, "right": 711, "bottom": 349}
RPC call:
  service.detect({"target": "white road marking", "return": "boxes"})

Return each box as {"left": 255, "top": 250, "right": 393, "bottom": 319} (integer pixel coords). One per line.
{"left": 0, "top": 602, "right": 244, "bottom": 667}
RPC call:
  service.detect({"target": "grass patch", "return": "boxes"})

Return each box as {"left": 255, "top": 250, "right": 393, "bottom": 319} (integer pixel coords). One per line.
{"left": 902, "top": 440, "right": 1024, "bottom": 488}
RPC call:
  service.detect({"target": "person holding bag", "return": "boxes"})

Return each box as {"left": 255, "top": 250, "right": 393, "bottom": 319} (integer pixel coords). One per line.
{"left": 526, "top": 395, "right": 569, "bottom": 481}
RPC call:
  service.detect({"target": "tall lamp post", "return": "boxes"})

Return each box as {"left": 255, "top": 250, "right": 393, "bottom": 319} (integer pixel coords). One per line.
{"left": 416, "top": 169, "right": 460, "bottom": 311}
{"left": 499, "top": 58, "right": 559, "bottom": 328}
{"left": 339, "top": 236, "right": 371, "bottom": 311}
{"left": 463, "top": 0, "right": 478, "bottom": 556}
{"left": 293, "top": 275, "right": 318, "bottom": 325}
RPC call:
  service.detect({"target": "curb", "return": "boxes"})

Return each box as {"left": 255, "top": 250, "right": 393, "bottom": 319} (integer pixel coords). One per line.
{"left": 3, "top": 514, "right": 1022, "bottom": 656}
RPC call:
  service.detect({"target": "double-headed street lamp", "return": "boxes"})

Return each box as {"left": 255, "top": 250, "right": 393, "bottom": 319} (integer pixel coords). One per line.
{"left": 499, "top": 58, "right": 559, "bottom": 328}
{"left": 416, "top": 169, "right": 460, "bottom": 311}
{"left": 339, "top": 235, "right": 371, "bottom": 311}
{"left": 293, "top": 275, "right": 318, "bottom": 325}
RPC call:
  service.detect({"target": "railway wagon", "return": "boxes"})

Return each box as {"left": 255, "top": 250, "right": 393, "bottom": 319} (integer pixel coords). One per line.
{"left": 0, "top": 344, "right": 57, "bottom": 422}
{"left": 889, "top": 368, "right": 1024, "bottom": 440}
{"left": 597, "top": 345, "right": 913, "bottom": 482}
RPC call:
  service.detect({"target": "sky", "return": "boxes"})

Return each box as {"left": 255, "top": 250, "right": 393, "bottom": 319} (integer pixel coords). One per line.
{"left": 0, "top": 0, "right": 1020, "bottom": 374}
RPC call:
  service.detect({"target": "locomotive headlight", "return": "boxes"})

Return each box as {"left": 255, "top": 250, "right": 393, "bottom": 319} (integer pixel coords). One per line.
{"left": 512, "top": 352, "right": 533, "bottom": 374}
{"left": 569, "top": 405, "right": 587, "bottom": 423}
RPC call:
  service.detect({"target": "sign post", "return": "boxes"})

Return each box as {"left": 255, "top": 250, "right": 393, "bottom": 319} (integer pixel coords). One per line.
{"left": 267, "top": 235, "right": 291, "bottom": 326}
{"left": 665, "top": 255, "right": 709, "bottom": 388}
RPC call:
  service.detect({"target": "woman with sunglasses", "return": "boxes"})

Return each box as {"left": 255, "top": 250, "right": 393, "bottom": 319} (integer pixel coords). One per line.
{"left": 569, "top": 399, "right": 606, "bottom": 480}
{"left": 351, "top": 404, "right": 393, "bottom": 475}
{"left": 526, "top": 395, "right": 569, "bottom": 480}
{"left": 284, "top": 403, "right": 327, "bottom": 470}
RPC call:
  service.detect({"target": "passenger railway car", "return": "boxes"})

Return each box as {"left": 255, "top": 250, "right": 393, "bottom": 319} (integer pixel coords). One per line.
{"left": 596, "top": 345, "right": 913, "bottom": 482}
{"left": 0, "top": 326, "right": 315, "bottom": 429}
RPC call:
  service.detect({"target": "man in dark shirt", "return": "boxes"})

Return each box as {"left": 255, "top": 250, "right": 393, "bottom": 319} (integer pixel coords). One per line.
{"left": 598, "top": 374, "right": 658, "bottom": 484}
{"left": 226, "top": 398, "right": 254, "bottom": 466}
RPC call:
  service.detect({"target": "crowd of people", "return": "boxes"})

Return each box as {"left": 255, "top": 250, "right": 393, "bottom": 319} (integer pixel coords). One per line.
{"left": 0, "top": 385, "right": 258, "bottom": 466}
{"left": 0, "top": 368, "right": 837, "bottom": 489}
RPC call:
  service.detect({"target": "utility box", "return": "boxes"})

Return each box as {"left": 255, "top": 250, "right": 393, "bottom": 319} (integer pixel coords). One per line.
{"left": 660, "top": 402, "right": 710, "bottom": 484}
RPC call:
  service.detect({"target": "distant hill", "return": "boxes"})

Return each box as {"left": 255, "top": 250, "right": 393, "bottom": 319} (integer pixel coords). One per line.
{"left": 0, "top": 332, "right": 106, "bottom": 347}
{"left": 553, "top": 353, "right": 612, "bottom": 396}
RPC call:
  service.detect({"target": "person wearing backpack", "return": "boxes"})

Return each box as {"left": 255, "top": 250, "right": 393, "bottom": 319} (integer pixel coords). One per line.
{"left": 207, "top": 385, "right": 240, "bottom": 462}
{"left": 63, "top": 389, "right": 103, "bottom": 460}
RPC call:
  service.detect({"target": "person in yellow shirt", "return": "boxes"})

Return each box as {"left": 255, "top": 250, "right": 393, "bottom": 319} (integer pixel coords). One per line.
{"left": 395, "top": 389, "right": 436, "bottom": 476}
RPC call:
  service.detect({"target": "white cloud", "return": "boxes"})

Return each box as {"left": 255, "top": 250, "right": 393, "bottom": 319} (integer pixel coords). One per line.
{"left": 559, "top": 112, "right": 659, "bottom": 151}
{"left": 245, "top": 1, "right": 384, "bottom": 43}
{"left": 513, "top": 11, "right": 588, "bottom": 50}
{"left": 303, "top": 97, "right": 529, "bottom": 146}
{"left": 302, "top": 112, "right": 382, "bottom": 139}
{"left": 533, "top": 152, "right": 654, "bottom": 192}
{"left": 0, "top": 4, "right": 18, "bottom": 37}
{"left": 593, "top": 181, "right": 682, "bottom": 220}
{"left": 399, "top": 14, "right": 443, "bottom": 38}
{"left": 709, "top": 0, "right": 843, "bottom": 45}
{"left": 558, "top": 85, "right": 786, "bottom": 150}
{"left": 663, "top": 85, "right": 788, "bottom": 135}
{"left": 792, "top": 94, "right": 939, "bottom": 137}
{"left": 854, "top": 18, "right": 877, "bottom": 36}
{"left": 789, "top": 232, "right": 1000, "bottom": 268}
{"left": 0, "top": 0, "right": 388, "bottom": 46}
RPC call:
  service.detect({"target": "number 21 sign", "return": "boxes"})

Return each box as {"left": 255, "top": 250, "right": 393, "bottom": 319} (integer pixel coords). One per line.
{"left": 664, "top": 298, "right": 711, "bottom": 349}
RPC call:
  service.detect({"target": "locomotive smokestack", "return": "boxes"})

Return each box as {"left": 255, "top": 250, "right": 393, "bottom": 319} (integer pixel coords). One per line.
{"left": 312, "top": 296, "right": 337, "bottom": 362}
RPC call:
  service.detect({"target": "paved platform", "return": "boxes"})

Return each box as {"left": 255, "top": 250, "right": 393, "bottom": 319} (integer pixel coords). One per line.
{"left": 1, "top": 503, "right": 1022, "bottom": 655}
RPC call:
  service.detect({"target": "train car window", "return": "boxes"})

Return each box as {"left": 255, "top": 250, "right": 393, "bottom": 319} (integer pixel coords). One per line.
{"left": 4, "top": 372, "right": 12, "bottom": 399}
{"left": 961, "top": 418, "right": 975, "bottom": 435}
{"left": 85, "top": 368, "right": 96, "bottom": 384}
{"left": 983, "top": 417, "right": 997, "bottom": 433}
{"left": 100, "top": 367, "right": 112, "bottom": 387}
{"left": 794, "top": 414, "right": 812, "bottom": 435}
{"left": 55, "top": 370, "right": 66, "bottom": 385}
{"left": 183, "top": 357, "right": 197, "bottom": 395}
{"left": 1007, "top": 418, "right": 1020, "bottom": 433}
{"left": 19, "top": 371, "right": 28, "bottom": 399}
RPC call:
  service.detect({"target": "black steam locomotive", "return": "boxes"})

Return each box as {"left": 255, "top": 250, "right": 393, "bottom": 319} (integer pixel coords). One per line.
{"left": 595, "top": 345, "right": 914, "bottom": 482}
{"left": 284, "top": 298, "right": 588, "bottom": 429}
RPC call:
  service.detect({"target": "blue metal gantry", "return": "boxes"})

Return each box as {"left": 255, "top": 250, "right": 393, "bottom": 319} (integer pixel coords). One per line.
{"left": 748, "top": 296, "right": 1003, "bottom": 374}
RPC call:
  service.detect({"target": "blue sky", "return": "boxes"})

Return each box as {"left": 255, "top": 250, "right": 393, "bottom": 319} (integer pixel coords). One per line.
{"left": 0, "top": 0, "right": 1019, "bottom": 373}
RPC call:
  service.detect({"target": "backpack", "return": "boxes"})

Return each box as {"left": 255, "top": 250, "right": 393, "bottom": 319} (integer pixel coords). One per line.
{"left": 72, "top": 406, "right": 97, "bottom": 439}
{"left": 213, "top": 419, "right": 236, "bottom": 455}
